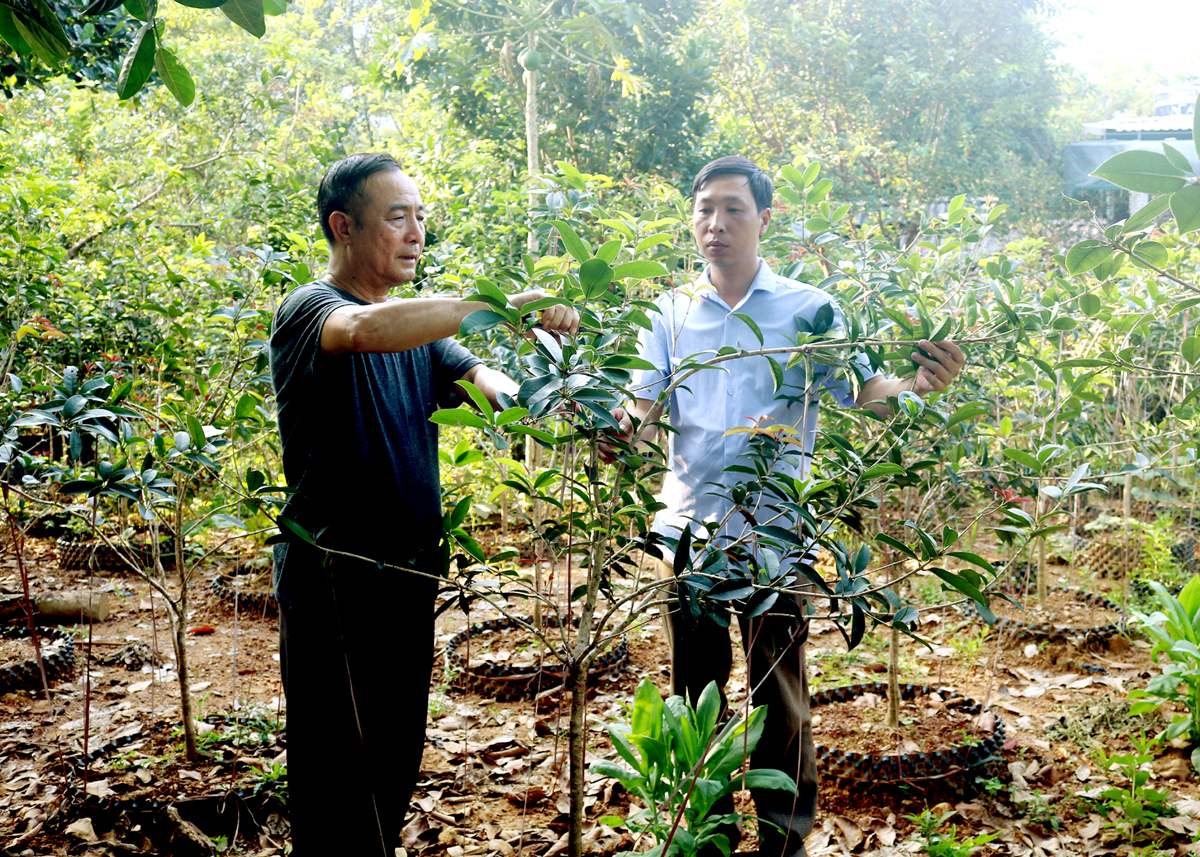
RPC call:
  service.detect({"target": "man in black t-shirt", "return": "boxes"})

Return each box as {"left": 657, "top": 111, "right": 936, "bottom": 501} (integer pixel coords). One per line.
{"left": 270, "top": 153, "right": 579, "bottom": 857}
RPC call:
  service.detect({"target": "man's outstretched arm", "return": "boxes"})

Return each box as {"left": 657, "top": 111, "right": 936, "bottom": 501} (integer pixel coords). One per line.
{"left": 320, "top": 291, "right": 580, "bottom": 355}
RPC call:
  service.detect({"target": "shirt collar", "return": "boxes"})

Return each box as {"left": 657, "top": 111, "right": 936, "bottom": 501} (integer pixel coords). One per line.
{"left": 696, "top": 256, "right": 777, "bottom": 294}
{"left": 695, "top": 259, "right": 780, "bottom": 304}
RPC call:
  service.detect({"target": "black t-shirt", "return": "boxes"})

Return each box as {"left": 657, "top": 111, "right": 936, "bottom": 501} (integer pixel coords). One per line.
{"left": 270, "top": 282, "right": 482, "bottom": 563}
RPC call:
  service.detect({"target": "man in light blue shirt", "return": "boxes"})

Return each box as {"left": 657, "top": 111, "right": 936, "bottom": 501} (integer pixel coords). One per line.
{"left": 613, "top": 156, "right": 966, "bottom": 857}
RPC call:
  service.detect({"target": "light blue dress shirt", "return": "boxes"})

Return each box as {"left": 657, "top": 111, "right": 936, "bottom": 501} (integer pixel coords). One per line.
{"left": 632, "top": 260, "right": 876, "bottom": 547}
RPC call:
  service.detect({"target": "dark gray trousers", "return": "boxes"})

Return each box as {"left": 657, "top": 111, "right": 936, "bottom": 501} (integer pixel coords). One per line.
{"left": 275, "top": 541, "right": 437, "bottom": 857}
{"left": 656, "top": 559, "right": 817, "bottom": 857}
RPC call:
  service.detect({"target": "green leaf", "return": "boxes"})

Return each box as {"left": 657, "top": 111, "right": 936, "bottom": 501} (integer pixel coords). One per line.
{"left": 601, "top": 354, "right": 658, "bottom": 371}
{"left": 553, "top": 220, "right": 590, "bottom": 264}
{"left": 767, "top": 357, "right": 783, "bottom": 393}
{"left": 154, "top": 46, "right": 196, "bottom": 107}
{"left": 946, "top": 404, "right": 989, "bottom": 429}
{"left": 1122, "top": 194, "right": 1172, "bottom": 233}
{"left": 1064, "top": 239, "right": 1113, "bottom": 275}
{"left": 634, "top": 232, "right": 673, "bottom": 254}
{"left": 579, "top": 258, "right": 613, "bottom": 300}
{"left": 428, "top": 408, "right": 490, "bottom": 430}
{"left": 1183, "top": 337, "right": 1200, "bottom": 365}
{"left": 1130, "top": 240, "right": 1168, "bottom": 269}
{"left": 1050, "top": 317, "right": 1077, "bottom": 330}
{"left": 221, "top": 0, "right": 266, "bottom": 38}
{"left": 739, "top": 769, "right": 798, "bottom": 794}
{"left": 1079, "top": 293, "right": 1102, "bottom": 316}
{"left": 12, "top": 0, "right": 72, "bottom": 67}
{"left": 1001, "top": 448, "right": 1041, "bottom": 474}
{"left": 0, "top": 6, "right": 33, "bottom": 56}
{"left": 863, "top": 463, "right": 906, "bottom": 478}
{"left": 1091, "top": 150, "right": 1188, "bottom": 194}
{"left": 186, "top": 414, "right": 206, "bottom": 450}
{"left": 731, "top": 313, "right": 763, "bottom": 346}
{"left": 262, "top": 0, "right": 286, "bottom": 14}
{"left": 612, "top": 260, "right": 670, "bottom": 280}
{"left": 455, "top": 380, "right": 494, "bottom": 422}
{"left": 123, "top": 0, "right": 153, "bottom": 20}
{"left": 1163, "top": 143, "right": 1195, "bottom": 175}
{"left": 459, "top": 310, "right": 508, "bottom": 336}
{"left": 235, "top": 393, "right": 259, "bottom": 420}
{"left": 1171, "top": 185, "right": 1200, "bottom": 234}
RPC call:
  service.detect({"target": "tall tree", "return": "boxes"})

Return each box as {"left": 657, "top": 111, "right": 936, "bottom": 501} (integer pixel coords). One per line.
{"left": 379, "top": 0, "right": 714, "bottom": 179}
{"left": 704, "top": 0, "right": 1066, "bottom": 228}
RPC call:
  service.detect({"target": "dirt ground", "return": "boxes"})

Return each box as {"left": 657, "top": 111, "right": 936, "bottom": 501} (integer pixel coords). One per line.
{"left": 2, "top": 533, "right": 1199, "bottom": 857}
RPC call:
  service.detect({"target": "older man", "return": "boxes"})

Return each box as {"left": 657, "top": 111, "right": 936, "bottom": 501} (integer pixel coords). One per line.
{"left": 270, "top": 152, "right": 577, "bottom": 856}
{"left": 613, "top": 156, "right": 965, "bottom": 857}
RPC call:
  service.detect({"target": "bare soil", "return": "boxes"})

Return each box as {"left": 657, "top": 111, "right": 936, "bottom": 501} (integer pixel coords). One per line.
{"left": 3, "top": 533, "right": 1200, "bottom": 857}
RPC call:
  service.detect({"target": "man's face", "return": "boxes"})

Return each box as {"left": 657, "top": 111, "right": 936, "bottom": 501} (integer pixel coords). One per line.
{"left": 692, "top": 174, "right": 770, "bottom": 272}
{"left": 349, "top": 169, "right": 426, "bottom": 287}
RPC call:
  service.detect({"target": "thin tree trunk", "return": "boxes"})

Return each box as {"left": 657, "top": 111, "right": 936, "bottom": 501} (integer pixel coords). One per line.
{"left": 173, "top": 479, "right": 199, "bottom": 761}
{"left": 525, "top": 31, "right": 540, "bottom": 255}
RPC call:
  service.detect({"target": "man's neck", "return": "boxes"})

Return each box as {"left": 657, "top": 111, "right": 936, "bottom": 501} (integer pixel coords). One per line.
{"left": 323, "top": 261, "right": 389, "bottom": 304}
{"left": 708, "top": 258, "right": 762, "bottom": 309}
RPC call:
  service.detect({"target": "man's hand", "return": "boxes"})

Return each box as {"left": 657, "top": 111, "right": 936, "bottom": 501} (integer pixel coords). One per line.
{"left": 911, "top": 339, "right": 967, "bottom": 395}
{"left": 855, "top": 340, "right": 968, "bottom": 417}
{"left": 597, "top": 406, "right": 636, "bottom": 464}
{"left": 511, "top": 290, "right": 580, "bottom": 337}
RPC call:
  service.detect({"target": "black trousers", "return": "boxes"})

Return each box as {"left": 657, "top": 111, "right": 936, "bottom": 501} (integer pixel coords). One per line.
{"left": 656, "top": 559, "right": 818, "bottom": 857}
{"left": 275, "top": 541, "right": 438, "bottom": 857}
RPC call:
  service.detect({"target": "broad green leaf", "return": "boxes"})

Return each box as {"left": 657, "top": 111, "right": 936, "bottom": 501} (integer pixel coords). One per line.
{"left": 602, "top": 354, "right": 658, "bottom": 371}
{"left": 731, "top": 312, "right": 763, "bottom": 346}
{"left": 1122, "top": 194, "right": 1172, "bottom": 233}
{"left": 186, "top": 414, "right": 206, "bottom": 450}
{"left": 1171, "top": 185, "right": 1200, "bottom": 234}
{"left": 12, "top": 0, "right": 71, "bottom": 66}
{"left": 0, "top": 7, "right": 33, "bottom": 56}
{"left": 613, "top": 260, "right": 669, "bottom": 280}
{"left": 455, "top": 380, "right": 494, "bottom": 422}
{"left": 1130, "top": 240, "right": 1168, "bottom": 269}
{"left": 1001, "top": 447, "right": 1041, "bottom": 473}
{"left": 946, "top": 404, "right": 989, "bottom": 429}
{"left": 459, "top": 310, "right": 508, "bottom": 336}
{"left": 738, "top": 769, "right": 798, "bottom": 794}
{"left": 123, "top": 0, "right": 153, "bottom": 20}
{"left": 634, "top": 232, "right": 673, "bottom": 254}
{"left": 1050, "top": 317, "right": 1077, "bottom": 330}
{"left": 221, "top": 0, "right": 266, "bottom": 38}
{"left": 428, "top": 408, "right": 490, "bottom": 430}
{"left": 1092, "top": 150, "right": 1188, "bottom": 194}
{"left": 1163, "top": 143, "right": 1195, "bottom": 175}
{"left": 155, "top": 47, "right": 196, "bottom": 106}
{"left": 1079, "top": 293, "right": 1102, "bottom": 316}
{"left": 1064, "top": 239, "right": 1112, "bottom": 275}
{"left": 767, "top": 357, "right": 783, "bottom": 393}
{"left": 579, "top": 258, "right": 613, "bottom": 299}
{"left": 863, "top": 463, "right": 905, "bottom": 478}
{"left": 552, "top": 220, "right": 590, "bottom": 264}
{"left": 116, "top": 23, "right": 157, "bottom": 100}
{"left": 1183, "top": 337, "right": 1200, "bottom": 365}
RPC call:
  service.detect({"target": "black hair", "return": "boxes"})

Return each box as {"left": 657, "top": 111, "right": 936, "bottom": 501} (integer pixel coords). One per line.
{"left": 316, "top": 152, "right": 402, "bottom": 244}
{"left": 691, "top": 155, "right": 773, "bottom": 212}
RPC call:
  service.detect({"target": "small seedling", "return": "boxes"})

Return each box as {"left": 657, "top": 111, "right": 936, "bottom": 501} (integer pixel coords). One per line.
{"left": 905, "top": 809, "right": 997, "bottom": 857}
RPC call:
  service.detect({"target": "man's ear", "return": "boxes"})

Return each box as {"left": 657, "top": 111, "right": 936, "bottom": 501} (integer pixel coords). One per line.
{"left": 327, "top": 210, "right": 354, "bottom": 246}
{"left": 758, "top": 206, "right": 772, "bottom": 238}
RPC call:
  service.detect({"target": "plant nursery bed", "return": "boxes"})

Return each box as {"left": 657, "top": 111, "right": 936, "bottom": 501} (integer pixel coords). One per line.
{"left": 976, "top": 585, "right": 1124, "bottom": 640}
{"left": 810, "top": 683, "right": 1004, "bottom": 785}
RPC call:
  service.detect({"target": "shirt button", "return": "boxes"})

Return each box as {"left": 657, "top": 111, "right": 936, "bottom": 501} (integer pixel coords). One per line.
{"left": 727, "top": 389, "right": 733, "bottom": 396}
